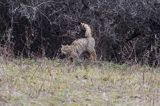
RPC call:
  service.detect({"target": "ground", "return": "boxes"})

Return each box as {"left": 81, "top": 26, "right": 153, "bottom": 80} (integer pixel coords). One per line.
{"left": 0, "top": 58, "right": 160, "bottom": 106}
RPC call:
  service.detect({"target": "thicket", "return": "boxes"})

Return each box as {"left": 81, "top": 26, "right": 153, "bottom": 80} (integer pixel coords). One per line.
{"left": 0, "top": 0, "right": 160, "bottom": 66}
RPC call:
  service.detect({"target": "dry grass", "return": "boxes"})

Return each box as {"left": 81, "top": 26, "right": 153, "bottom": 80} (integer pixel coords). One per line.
{"left": 0, "top": 58, "right": 160, "bottom": 106}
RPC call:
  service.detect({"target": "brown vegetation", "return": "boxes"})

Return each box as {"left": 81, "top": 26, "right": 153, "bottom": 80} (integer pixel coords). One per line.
{"left": 0, "top": 0, "right": 160, "bottom": 66}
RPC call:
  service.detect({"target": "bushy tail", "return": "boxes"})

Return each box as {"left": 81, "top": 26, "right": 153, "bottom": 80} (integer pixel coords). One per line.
{"left": 81, "top": 23, "right": 92, "bottom": 38}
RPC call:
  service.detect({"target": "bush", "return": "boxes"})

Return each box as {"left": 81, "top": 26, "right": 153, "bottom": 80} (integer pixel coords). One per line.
{"left": 0, "top": 0, "right": 160, "bottom": 66}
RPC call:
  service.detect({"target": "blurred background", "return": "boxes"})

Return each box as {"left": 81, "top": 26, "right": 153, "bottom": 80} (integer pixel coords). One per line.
{"left": 0, "top": 0, "right": 160, "bottom": 66}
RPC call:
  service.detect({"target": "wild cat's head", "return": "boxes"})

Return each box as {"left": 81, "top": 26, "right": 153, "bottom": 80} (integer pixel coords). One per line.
{"left": 61, "top": 45, "right": 73, "bottom": 55}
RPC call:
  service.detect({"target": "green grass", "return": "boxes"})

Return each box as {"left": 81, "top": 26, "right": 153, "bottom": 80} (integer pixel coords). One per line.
{"left": 0, "top": 58, "right": 160, "bottom": 106}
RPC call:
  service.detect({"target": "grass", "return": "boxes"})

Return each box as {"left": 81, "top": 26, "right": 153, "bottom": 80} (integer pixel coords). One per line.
{"left": 0, "top": 58, "right": 160, "bottom": 106}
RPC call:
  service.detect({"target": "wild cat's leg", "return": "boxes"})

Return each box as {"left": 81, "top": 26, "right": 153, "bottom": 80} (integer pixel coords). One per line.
{"left": 92, "top": 50, "right": 97, "bottom": 61}
{"left": 88, "top": 49, "right": 97, "bottom": 61}
{"left": 67, "top": 52, "right": 80, "bottom": 72}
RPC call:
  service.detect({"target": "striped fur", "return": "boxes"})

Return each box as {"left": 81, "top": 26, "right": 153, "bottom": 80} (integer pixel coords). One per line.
{"left": 61, "top": 23, "right": 97, "bottom": 62}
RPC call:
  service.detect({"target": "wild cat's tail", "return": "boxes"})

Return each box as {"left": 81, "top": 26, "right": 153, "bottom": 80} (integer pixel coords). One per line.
{"left": 81, "top": 23, "right": 92, "bottom": 38}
